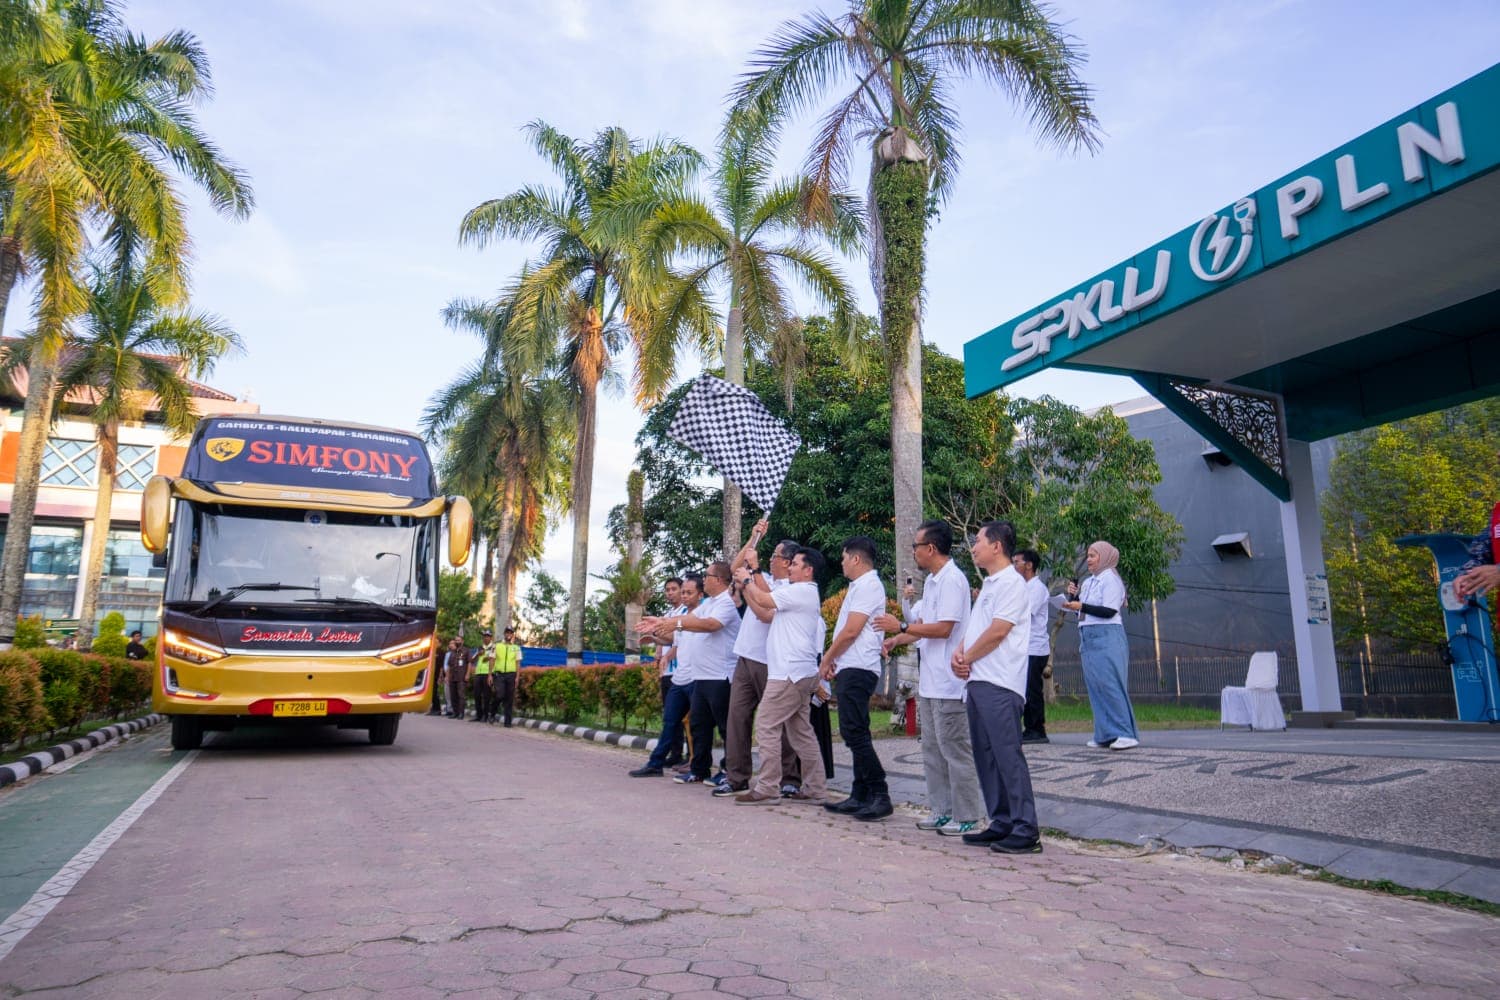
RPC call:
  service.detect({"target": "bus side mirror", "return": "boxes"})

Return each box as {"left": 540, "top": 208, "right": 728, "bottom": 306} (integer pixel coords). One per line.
{"left": 141, "top": 477, "right": 173, "bottom": 553}
{"left": 447, "top": 495, "right": 473, "bottom": 567}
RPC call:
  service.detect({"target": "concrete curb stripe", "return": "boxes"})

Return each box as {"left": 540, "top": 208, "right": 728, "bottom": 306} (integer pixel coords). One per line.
{"left": 0, "top": 748, "right": 196, "bottom": 961}
{"left": 0, "top": 714, "right": 163, "bottom": 790}
{"left": 515, "top": 716, "right": 651, "bottom": 750}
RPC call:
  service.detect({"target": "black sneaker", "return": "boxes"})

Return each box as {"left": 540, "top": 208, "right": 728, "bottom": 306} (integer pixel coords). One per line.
{"left": 629, "top": 765, "right": 664, "bottom": 777}
{"left": 1021, "top": 732, "right": 1050, "bottom": 744}
{"left": 823, "top": 797, "right": 868, "bottom": 815}
{"left": 990, "top": 835, "right": 1043, "bottom": 855}
{"left": 851, "top": 797, "right": 894, "bottom": 822}
{"left": 961, "top": 826, "right": 1011, "bottom": 845}
{"left": 674, "top": 773, "right": 705, "bottom": 784}
{"left": 712, "top": 782, "right": 747, "bottom": 798}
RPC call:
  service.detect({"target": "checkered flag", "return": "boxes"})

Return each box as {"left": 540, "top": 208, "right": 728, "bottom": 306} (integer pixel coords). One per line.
{"left": 667, "top": 375, "right": 802, "bottom": 512}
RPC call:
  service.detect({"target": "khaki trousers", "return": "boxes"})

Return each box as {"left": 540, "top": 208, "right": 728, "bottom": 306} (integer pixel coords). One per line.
{"left": 725, "top": 656, "right": 800, "bottom": 789}
{"left": 753, "top": 677, "right": 826, "bottom": 798}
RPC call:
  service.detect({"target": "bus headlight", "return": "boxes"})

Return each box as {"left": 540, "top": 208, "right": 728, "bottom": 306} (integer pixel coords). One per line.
{"left": 378, "top": 635, "right": 432, "bottom": 666}
{"left": 162, "top": 630, "right": 226, "bottom": 664}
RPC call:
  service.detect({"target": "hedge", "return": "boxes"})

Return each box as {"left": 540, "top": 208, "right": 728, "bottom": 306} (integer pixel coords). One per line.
{"left": 515, "top": 663, "right": 661, "bottom": 730}
{"left": 0, "top": 647, "right": 152, "bottom": 748}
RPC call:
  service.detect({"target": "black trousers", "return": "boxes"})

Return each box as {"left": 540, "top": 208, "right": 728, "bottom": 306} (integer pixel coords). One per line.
{"left": 1023, "top": 654, "right": 1049, "bottom": 736}
{"left": 493, "top": 672, "right": 516, "bottom": 725}
{"left": 471, "top": 674, "right": 494, "bottom": 721}
{"left": 446, "top": 677, "right": 467, "bottom": 719}
{"left": 429, "top": 676, "right": 444, "bottom": 714}
{"left": 966, "top": 681, "right": 1039, "bottom": 839}
{"left": 834, "top": 669, "right": 887, "bottom": 799}
{"left": 659, "top": 674, "right": 686, "bottom": 765}
{"left": 809, "top": 701, "right": 835, "bottom": 779}
{"left": 689, "top": 678, "right": 732, "bottom": 779}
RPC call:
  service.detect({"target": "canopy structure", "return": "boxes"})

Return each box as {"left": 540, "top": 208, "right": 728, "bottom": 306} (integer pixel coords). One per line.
{"left": 964, "top": 63, "right": 1500, "bottom": 720}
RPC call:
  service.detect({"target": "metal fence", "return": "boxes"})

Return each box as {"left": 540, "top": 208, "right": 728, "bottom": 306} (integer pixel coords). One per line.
{"left": 1048, "top": 649, "right": 1457, "bottom": 717}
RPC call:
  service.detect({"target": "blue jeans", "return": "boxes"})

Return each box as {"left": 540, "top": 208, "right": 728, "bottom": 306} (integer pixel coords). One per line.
{"left": 647, "top": 681, "right": 695, "bottom": 768}
{"left": 1080, "top": 624, "right": 1137, "bottom": 742}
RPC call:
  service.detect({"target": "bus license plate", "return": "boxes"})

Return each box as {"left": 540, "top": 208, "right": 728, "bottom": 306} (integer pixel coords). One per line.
{"left": 273, "top": 700, "right": 327, "bottom": 717}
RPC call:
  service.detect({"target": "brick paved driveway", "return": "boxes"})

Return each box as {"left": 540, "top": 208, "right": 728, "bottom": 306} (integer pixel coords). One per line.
{"left": 1, "top": 716, "right": 1496, "bottom": 998}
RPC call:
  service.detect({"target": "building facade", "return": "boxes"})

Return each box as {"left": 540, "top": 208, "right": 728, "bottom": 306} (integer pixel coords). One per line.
{"left": 0, "top": 358, "right": 258, "bottom": 638}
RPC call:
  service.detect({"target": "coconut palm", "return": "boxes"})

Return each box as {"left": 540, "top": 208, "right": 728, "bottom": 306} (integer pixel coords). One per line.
{"left": 425, "top": 290, "right": 572, "bottom": 633}
{"left": 732, "top": 0, "right": 1100, "bottom": 592}
{"left": 458, "top": 122, "right": 710, "bottom": 662}
{"left": 34, "top": 253, "right": 241, "bottom": 647}
{"left": 644, "top": 110, "right": 863, "bottom": 557}
{"left": 0, "top": 0, "right": 253, "bottom": 644}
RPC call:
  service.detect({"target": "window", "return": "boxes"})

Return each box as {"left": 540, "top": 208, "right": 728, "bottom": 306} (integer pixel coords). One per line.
{"left": 3, "top": 524, "right": 84, "bottom": 621}
{"left": 39, "top": 438, "right": 156, "bottom": 491}
{"left": 115, "top": 444, "right": 157, "bottom": 491}
{"left": 100, "top": 530, "right": 164, "bottom": 635}
{"left": 40, "top": 438, "right": 97, "bottom": 488}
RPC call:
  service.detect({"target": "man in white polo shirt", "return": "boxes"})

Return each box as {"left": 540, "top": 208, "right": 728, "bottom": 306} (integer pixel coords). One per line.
{"left": 822, "top": 535, "right": 892, "bottom": 822}
{"left": 629, "top": 579, "right": 700, "bottom": 777}
{"left": 876, "top": 519, "right": 984, "bottom": 836}
{"left": 679, "top": 562, "right": 741, "bottom": 785}
{"left": 718, "top": 528, "right": 803, "bottom": 798}
{"left": 734, "top": 546, "right": 829, "bottom": 805}
{"left": 951, "top": 520, "right": 1042, "bottom": 855}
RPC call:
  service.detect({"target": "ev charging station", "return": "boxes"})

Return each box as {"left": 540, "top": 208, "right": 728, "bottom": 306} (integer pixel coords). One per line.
{"left": 964, "top": 63, "right": 1500, "bottom": 723}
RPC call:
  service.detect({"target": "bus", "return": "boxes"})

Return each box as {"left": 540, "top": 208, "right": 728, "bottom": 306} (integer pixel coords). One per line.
{"left": 140, "top": 415, "right": 472, "bottom": 750}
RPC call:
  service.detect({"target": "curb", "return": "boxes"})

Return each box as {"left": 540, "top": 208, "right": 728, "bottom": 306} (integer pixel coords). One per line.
{"left": 0, "top": 713, "right": 164, "bottom": 790}
{"left": 513, "top": 717, "right": 657, "bottom": 750}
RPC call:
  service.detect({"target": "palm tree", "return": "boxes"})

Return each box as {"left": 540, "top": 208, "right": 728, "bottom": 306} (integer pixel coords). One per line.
{"left": 458, "top": 122, "right": 710, "bottom": 663}
{"left": 425, "top": 290, "right": 572, "bottom": 634}
{"left": 644, "top": 110, "right": 863, "bottom": 557}
{"left": 732, "top": 0, "right": 1100, "bottom": 592}
{"left": 0, "top": 0, "right": 253, "bottom": 645}
{"left": 41, "top": 254, "right": 241, "bottom": 648}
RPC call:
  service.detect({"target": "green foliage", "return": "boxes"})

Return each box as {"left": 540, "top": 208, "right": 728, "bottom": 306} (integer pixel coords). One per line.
{"left": 519, "top": 571, "right": 568, "bottom": 646}
{"left": 532, "top": 668, "right": 585, "bottom": 723}
{"left": 1002, "top": 396, "right": 1182, "bottom": 603}
{"left": 1322, "top": 400, "right": 1500, "bottom": 649}
{"left": 0, "top": 651, "right": 49, "bottom": 744}
{"left": 872, "top": 160, "right": 929, "bottom": 354}
{"left": 91, "top": 612, "right": 128, "bottom": 658}
{"left": 13, "top": 615, "right": 46, "bottom": 649}
{"left": 437, "top": 571, "right": 486, "bottom": 644}
{"left": 614, "top": 316, "right": 1009, "bottom": 589}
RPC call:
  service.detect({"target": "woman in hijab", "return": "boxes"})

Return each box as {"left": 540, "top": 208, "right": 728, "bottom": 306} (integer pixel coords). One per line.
{"left": 1061, "top": 541, "right": 1139, "bottom": 750}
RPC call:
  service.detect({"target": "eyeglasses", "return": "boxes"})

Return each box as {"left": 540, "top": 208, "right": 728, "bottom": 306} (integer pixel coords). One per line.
{"left": 912, "top": 541, "right": 931, "bottom": 552}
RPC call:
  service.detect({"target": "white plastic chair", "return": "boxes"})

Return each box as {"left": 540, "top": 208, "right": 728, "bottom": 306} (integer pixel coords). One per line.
{"left": 1220, "top": 652, "right": 1287, "bottom": 730}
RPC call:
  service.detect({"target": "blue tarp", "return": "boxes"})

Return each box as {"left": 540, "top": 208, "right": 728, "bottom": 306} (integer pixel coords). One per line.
{"left": 517, "top": 647, "right": 655, "bottom": 669}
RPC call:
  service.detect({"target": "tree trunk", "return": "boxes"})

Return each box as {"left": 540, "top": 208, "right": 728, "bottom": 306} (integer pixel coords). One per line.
{"left": 567, "top": 367, "right": 600, "bottom": 665}
{"left": 625, "top": 470, "right": 645, "bottom": 661}
{"left": 721, "top": 301, "right": 745, "bottom": 559}
{"left": 872, "top": 155, "right": 929, "bottom": 606}
{"left": 76, "top": 422, "right": 119, "bottom": 651}
{"left": 0, "top": 235, "right": 20, "bottom": 336}
{"left": 0, "top": 344, "right": 59, "bottom": 646}
{"left": 492, "top": 481, "right": 518, "bottom": 632}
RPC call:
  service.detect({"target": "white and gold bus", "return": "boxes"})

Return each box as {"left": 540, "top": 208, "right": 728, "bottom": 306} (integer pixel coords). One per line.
{"left": 141, "top": 415, "right": 471, "bottom": 749}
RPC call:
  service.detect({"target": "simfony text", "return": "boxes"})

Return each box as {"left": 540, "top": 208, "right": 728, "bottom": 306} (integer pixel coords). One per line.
{"left": 246, "top": 441, "right": 420, "bottom": 478}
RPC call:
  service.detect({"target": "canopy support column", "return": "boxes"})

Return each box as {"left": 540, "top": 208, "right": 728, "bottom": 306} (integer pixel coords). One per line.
{"left": 1281, "top": 438, "right": 1348, "bottom": 721}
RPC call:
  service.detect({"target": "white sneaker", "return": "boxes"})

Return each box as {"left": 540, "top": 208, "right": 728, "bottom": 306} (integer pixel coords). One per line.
{"left": 1110, "top": 737, "right": 1140, "bottom": 750}
{"left": 915, "top": 813, "right": 951, "bottom": 831}
{"left": 1086, "top": 739, "right": 1112, "bottom": 748}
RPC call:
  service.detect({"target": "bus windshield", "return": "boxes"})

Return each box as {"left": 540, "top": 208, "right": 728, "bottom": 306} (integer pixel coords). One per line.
{"left": 165, "top": 504, "right": 437, "bottom": 610}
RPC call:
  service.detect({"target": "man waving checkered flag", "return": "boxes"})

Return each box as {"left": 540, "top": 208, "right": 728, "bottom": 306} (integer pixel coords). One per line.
{"left": 668, "top": 375, "right": 801, "bottom": 511}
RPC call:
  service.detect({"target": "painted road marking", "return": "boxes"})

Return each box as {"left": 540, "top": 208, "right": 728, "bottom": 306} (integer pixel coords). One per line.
{"left": 0, "top": 751, "right": 197, "bottom": 962}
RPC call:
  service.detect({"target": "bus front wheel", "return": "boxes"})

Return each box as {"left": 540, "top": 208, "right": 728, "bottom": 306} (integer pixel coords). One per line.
{"left": 170, "top": 716, "right": 203, "bottom": 751}
{"left": 368, "top": 714, "right": 400, "bottom": 746}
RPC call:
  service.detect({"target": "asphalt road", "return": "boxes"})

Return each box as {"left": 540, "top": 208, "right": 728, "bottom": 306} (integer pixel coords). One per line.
{"left": 0, "top": 715, "right": 1497, "bottom": 998}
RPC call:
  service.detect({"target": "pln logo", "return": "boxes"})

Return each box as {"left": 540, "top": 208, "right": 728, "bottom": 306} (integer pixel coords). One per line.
{"left": 1189, "top": 198, "right": 1257, "bottom": 283}
{"left": 204, "top": 437, "right": 245, "bottom": 461}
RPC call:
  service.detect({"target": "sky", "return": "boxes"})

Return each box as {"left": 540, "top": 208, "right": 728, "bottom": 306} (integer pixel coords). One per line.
{"left": 6, "top": 0, "right": 1500, "bottom": 599}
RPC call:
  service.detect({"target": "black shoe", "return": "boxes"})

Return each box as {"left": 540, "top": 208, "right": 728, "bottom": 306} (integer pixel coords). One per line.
{"left": 503, "top": 722, "right": 512, "bottom": 728}
{"left": 1021, "top": 732, "right": 1050, "bottom": 744}
{"left": 990, "top": 834, "right": 1043, "bottom": 854}
{"left": 851, "top": 796, "right": 894, "bottom": 822}
{"left": 961, "top": 826, "right": 1012, "bottom": 845}
{"left": 823, "top": 797, "right": 868, "bottom": 815}
{"left": 629, "top": 765, "right": 664, "bottom": 777}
